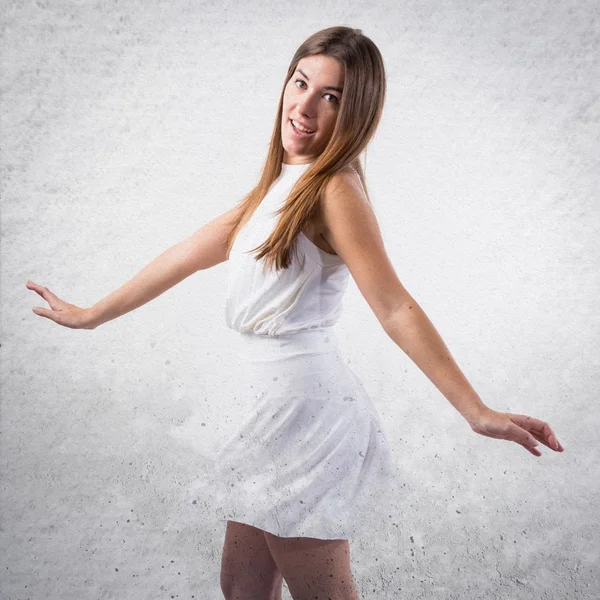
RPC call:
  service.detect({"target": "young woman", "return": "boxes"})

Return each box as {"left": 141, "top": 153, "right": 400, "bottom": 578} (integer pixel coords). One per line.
{"left": 27, "top": 26, "right": 564, "bottom": 600}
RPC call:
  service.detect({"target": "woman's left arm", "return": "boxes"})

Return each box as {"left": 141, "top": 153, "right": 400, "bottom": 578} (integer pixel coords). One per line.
{"left": 380, "top": 300, "right": 564, "bottom": 456}
{"left": 319, "top": 170, "right": 565, "bottom": 457}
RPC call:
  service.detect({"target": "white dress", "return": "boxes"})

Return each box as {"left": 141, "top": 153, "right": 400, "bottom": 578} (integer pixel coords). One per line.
{"left": 212, "top": 161, "right": 400, "bottom": 540}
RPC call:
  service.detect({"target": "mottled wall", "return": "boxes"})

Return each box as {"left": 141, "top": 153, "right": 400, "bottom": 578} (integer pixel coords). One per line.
{"left": 3, "top": 0, "right": 598, "bottom": 598}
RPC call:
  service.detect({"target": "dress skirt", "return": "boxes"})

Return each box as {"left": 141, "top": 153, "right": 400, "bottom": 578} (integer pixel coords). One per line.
{"left": 212, "top": 327, "right": 400, "bottom": 541}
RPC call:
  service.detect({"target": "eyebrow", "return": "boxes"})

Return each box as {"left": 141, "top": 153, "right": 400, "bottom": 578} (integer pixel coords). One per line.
{"left": 296, "top": 68, "right": 343, "bottom": 93}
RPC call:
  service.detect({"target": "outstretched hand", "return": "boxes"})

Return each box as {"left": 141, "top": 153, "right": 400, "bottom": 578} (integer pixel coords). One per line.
{"left": 26, "top": 280, "right": 95, "bottom": 330}
{"left": 467, "top": 406, "right": 565, "bottom": 457}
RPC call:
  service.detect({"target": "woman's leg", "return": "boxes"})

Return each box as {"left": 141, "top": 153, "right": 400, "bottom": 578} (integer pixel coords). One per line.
{"left": 220, "top": 520, "right": 283, "bottom": 600}
{"left": 263, "top": 531, "right": 360, "bottom": 600}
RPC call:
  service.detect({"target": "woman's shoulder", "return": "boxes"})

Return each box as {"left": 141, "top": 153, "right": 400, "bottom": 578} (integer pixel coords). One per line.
{"left": 325, "top": 164, "right": 361, "bottom": 193}
{"left": 318, "top": 168, "right": 366, "bottom": 224}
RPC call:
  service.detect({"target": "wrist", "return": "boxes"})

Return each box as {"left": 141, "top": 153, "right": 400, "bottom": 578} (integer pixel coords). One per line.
{"left": 459, "top": 397, "right": 489, "bottom": 425}
{"left": 85, "top": 306, "right": 103, "bottom": 329}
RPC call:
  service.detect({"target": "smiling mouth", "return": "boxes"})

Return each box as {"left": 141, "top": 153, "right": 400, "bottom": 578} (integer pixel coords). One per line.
{"left": 290, "top": 119, "right": 316, "bottom": 136}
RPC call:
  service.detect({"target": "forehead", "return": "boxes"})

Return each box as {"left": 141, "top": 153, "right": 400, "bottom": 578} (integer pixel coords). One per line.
{"left": 295, "top": 55, "right": 344, "bottom": 85}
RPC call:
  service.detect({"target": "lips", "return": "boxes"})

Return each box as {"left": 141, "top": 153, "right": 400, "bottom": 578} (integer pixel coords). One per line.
{"left": 290, "top": 118, "right": 316, "bottom": 136}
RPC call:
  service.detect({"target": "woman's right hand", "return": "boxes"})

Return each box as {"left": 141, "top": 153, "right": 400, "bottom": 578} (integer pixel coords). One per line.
{"left": 26, "top": 280, "right": 97, "bottom": 330}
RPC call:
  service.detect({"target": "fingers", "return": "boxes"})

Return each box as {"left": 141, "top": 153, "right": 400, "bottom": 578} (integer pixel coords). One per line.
{"left": 548, "top": 433, "right": 564, "bottom": 452}
{"left": 27, "top": 280, "right": 62, "bottom": 313}
{"left": 516, "top": 440, "right": 542, "bottom": 457}
{"left": 27, "top": 280, "right": 61, "bottom": 323}
{"left": 30, "top": 305, "right": 76, "bottom": 328}
{"left": 472, "top": 410, "right": 565, "bottom": 456}
{"left": 31, "top": 303, "right": 59, "bottom": 322}
{"left": 500, "top": 417, "right": 538, "bottom": 449}
{"left": 540, "top": 422, "right": 564, "bottom": 452}
{"left": 505, "top": 413, "right": 564, "bottom": 452}
{"left": 531, "top": 426, "right": 563, "bottom": 452}
{"left": 26, "top": 280, "right": 41, "bottom": 292}
{"left": 26, "top": 280, "right": 52, "bottom": 301}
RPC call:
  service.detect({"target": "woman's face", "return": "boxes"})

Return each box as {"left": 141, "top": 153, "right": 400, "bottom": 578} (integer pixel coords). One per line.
{"left": 281, "top": 54, "right": 344, "bottom": 165}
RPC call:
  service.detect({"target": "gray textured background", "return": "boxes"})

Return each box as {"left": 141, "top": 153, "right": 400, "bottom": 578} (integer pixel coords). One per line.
{"left": 3, "top": 0, "right": 599, "bottom": 598}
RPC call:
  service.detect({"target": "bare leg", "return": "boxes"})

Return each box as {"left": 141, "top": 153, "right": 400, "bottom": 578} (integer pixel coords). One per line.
{"left": 220, "top": 520, "right": 283, "bottom": 600}
{"left": 264, "top": 531, "right": 360, "bottom": 600}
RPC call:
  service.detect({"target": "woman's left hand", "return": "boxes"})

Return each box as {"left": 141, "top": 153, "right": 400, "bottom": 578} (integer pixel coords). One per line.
{"left": 466, "top": 407, "right": 565, "bottom": 457}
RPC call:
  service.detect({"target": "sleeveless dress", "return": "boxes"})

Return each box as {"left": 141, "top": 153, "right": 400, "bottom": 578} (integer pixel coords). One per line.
{"left": 212, "top": 161, "right": 400, "bottom": 540}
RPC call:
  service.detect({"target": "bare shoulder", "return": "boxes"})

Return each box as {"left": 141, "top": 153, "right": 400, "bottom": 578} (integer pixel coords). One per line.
{"left": 319, "top": 166, "right": 374, "bottom": 243}
{"left": 320, "top": 167, "right": 410, "bottom": 324}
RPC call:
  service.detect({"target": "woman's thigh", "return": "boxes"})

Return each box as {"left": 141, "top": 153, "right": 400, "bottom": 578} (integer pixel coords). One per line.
{"left": 263, "top": 531, "right": 360, "bottom": 600}
{"left": 220, "top": 520, "right": 283, "bottom": 599}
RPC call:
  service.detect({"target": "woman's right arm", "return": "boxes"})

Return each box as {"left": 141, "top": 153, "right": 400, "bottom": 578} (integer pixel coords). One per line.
{"left": 27, "top": 202, "right": 244, "bottom": 330}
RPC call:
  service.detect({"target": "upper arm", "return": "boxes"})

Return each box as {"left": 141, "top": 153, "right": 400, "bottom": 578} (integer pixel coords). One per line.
{"left": 176, "top": 201, "right": 244, "bottom": 274}
{"left": 320, "top": 170, "right": 410, "bottom": 324}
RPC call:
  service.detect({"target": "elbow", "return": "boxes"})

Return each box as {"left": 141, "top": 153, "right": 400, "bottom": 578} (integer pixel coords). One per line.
{"left": 377, "top": 294, "right": 416, "bottom": 331}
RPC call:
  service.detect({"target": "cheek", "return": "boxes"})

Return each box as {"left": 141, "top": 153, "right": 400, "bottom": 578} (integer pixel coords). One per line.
{"left": 282, "top": 98, "right": 294, "bottom": 118}
{"left": 283, "top": 84, "right": 296, "bottom": 104}
{"left": 320, "top": 114, "right": 338, "bottom": 136}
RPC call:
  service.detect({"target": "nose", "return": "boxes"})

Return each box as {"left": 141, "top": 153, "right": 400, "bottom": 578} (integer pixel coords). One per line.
{"left": 296, "top": 91, "right": 317, "bottom": 118}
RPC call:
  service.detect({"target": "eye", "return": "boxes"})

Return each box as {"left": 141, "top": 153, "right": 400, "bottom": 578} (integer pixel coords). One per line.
{"left": 294, "top": 79, "right": 339, "bottom": 104}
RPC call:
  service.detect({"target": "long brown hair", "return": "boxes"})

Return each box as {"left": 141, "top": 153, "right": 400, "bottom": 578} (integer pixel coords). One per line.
{"left": 224, "top": 26, "right": 387, "bottom": 271}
